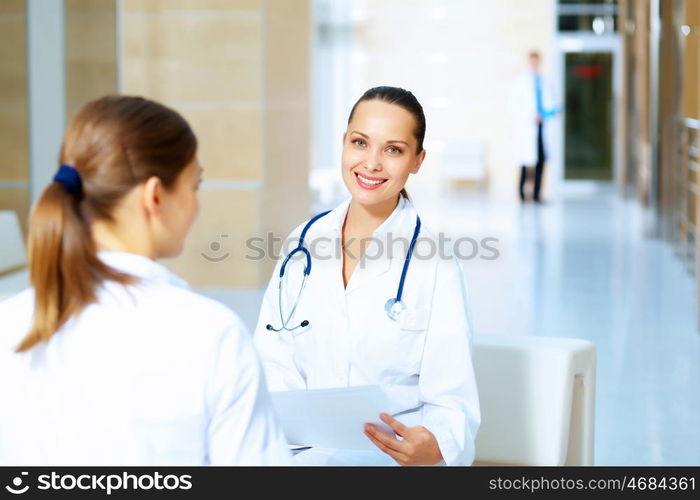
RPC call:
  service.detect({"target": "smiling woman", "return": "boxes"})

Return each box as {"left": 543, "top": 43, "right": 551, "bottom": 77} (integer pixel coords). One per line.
{"left": 343, "top": 86, "right": 427, "bottom": 204}
{"left": 254, "top": 86, "right": 481, "bottom": 466}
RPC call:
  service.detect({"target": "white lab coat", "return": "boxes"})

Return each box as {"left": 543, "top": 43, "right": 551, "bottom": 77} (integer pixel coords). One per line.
{"left": 253, "top": 197, "right": 481, "bottom": 465}
{"left": 0, "top": 251, "right": 291, "bottom": 465}
{"left": 511, "top": 71, "right": 557, "bottom": 167}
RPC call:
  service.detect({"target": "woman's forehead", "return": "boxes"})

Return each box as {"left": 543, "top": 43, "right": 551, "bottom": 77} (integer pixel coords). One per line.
{"left": 348, "top": 100, "right": 417, "bottom": 141}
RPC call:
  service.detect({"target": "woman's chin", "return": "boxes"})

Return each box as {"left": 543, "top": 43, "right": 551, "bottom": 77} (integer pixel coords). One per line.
{"left": 342, "top": 177, "right": 401, "bottom": 208}
{"left": 351, "top": 189, "right": 399, "bottom": 206}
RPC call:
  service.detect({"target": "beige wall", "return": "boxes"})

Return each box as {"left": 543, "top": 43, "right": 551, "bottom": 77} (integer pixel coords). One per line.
{"left": 683, "top": 0, "right": 699, "bottom": 120}
{"left": 261, "top": 0, "right": 312, "bottom": 277}
{"left": 0, "top": 0, "right": 29, "bottom": 233}
{"left": 352, "top": 0, "right": 557, "bottom": 197}
{"left": 65, "top": 0, "right": 118, "bottom": 121}
{"left": 123, "top": 0, "right": 311, "bottom": 288}
{"left": 632, "top": 0, "right": 651, "bottom": 204}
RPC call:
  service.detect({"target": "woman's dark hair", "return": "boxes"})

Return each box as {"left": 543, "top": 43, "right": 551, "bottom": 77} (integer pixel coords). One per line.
{"left": 17, "top": 95, "right": 197, "bottom": 352}
{"left": 347, "top": 86, "right": 426, "bottom": 199}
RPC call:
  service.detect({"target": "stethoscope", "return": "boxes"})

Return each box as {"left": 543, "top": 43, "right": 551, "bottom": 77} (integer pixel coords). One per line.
{"left": 266, "top": 210, "right": 422, "bottom": 332}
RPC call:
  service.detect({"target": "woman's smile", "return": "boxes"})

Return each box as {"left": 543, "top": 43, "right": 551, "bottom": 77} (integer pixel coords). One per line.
{"left": 355, "top": 172, "right": 388, "bottom": 190}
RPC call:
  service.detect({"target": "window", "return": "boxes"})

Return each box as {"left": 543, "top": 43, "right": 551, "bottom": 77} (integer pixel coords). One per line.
{"left": 558, "top": 0, "right": 619, "bottom": 34}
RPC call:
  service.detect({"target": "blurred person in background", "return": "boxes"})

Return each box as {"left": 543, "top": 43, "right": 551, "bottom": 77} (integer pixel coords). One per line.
{"left": 513, "top": 50, "right": 558, "bottom": 203}
{"left": 0, "top": 95, "right": 290, "bottom": 465}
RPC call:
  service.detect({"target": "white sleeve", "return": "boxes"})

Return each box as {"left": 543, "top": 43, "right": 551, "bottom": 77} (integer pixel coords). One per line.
{"left": 205, "top": 319, "right": 292, "bottom": 465}
{"left": 253, "top": 229, "right": 307, "bottom": 392}
{"left": 419, "top": 257, "right": 481, "bottom": 465}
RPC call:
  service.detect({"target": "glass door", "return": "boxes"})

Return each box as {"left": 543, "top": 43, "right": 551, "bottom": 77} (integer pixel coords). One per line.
{"left": 564, "top": 52, "right": 614, "bottom": 180}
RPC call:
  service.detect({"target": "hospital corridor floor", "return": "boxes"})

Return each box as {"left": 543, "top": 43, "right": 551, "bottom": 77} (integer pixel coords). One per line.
{"left": 200, "top": 186, "right": 700, "bottom": 466}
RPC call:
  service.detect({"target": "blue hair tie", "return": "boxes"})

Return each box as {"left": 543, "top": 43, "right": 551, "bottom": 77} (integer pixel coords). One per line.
{"left": 53, "top": 165, "right": 83, "bottom": 196}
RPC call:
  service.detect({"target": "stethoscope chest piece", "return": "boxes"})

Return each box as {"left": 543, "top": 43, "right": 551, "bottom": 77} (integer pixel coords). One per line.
{"left": 385, "top": 298, "right": 406, "bottom": 322}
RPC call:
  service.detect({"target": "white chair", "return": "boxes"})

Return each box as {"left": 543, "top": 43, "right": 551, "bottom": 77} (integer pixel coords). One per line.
{"left": 0, "top": 210, "right": 29, "bottom": 300}
{"left": 472, "top": 334, "right": 596, "bottom": 466}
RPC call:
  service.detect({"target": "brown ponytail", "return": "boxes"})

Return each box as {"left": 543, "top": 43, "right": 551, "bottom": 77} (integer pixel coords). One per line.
{"left": 17, "top": 95, "right": 197, "bottom": 352}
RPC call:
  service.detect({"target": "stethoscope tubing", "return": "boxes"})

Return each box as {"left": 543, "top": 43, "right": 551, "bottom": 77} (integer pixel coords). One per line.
{"left": 268, "top": 210, "right": 421, "bottom": 332}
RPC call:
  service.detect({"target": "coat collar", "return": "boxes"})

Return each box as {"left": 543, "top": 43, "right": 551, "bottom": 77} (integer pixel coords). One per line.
{"left": 313, "top": 196, "right": 417, "bottom": 295}
{"left": 97, "top": 251, "right": 190, "bottom": 289}
{"left": 325, "top": 195, "right": 412, "bottom": 238}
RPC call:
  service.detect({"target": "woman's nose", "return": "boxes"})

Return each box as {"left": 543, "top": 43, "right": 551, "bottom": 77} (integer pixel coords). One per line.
{"left": 363, "top": 149, "right": 382, "bottom": 172}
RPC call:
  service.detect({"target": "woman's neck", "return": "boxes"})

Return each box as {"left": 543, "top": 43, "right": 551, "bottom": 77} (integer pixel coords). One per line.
{"left": 345, "top": 195, "right": 400, "bottom": 235}
{"left": 91, "top": 219, "right": 156, "bottom": 260}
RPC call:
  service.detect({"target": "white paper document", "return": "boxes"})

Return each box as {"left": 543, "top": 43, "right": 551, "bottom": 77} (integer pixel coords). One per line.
{"left": 270, "top": 385, "right": 395, "bottom": 451}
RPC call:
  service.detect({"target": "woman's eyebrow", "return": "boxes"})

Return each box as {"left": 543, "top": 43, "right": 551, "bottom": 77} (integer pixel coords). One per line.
{"left": 350, "top": 130, "right": 410, "bottom": 146}
{"left": 349, "top": 130, "right": 369, "bottom": 138}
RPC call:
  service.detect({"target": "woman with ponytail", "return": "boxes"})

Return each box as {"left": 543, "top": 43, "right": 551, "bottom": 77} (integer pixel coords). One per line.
{"left": 0, "top": 95, "right": 289, "bottom": 465}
